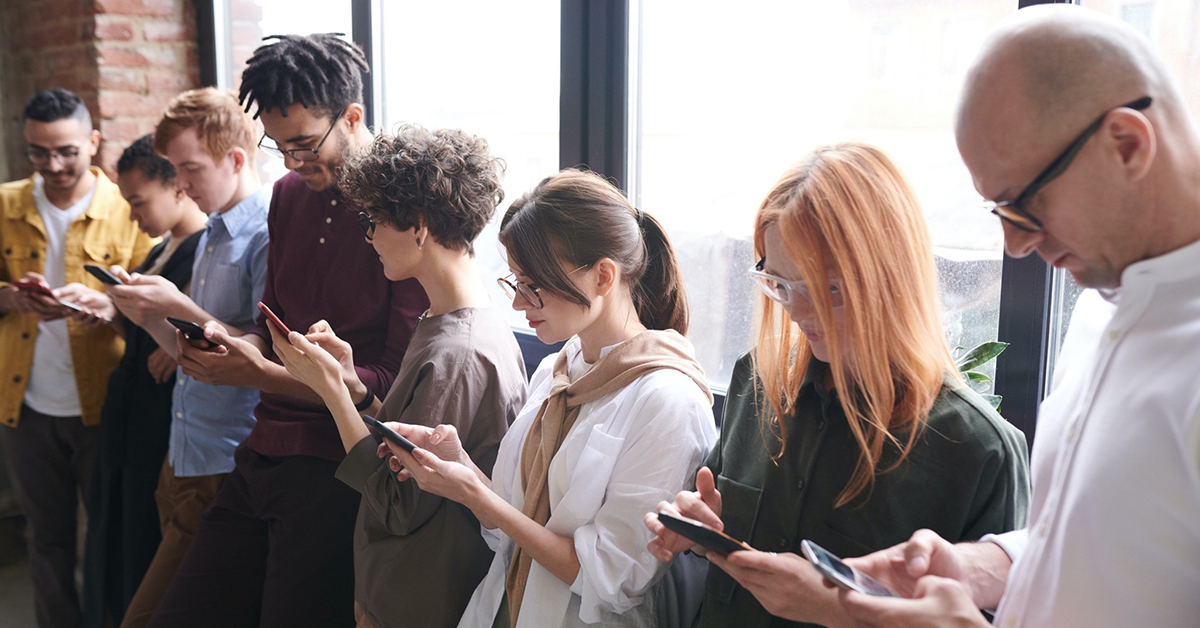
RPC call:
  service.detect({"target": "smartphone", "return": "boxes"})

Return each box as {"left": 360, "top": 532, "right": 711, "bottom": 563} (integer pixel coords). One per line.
{"left": 84, "top": 264, "right": 124, "bottom": 285}
{"left": 800, "top": 539, "right": 897, "bottom": 597}
{"left": 14, "top": 279, "right": 110, "bottom": 321}
{"left": 166, "top": 316, "right": 217, "bottom": 349}
{"left": 257, "top": 301, "right": 291, "bottom": 335}
{"left": 656, "top": 511, "right": 747, "bottom": 555}
{"left": 362, "top": 415, "right": 416, "bottom": 453}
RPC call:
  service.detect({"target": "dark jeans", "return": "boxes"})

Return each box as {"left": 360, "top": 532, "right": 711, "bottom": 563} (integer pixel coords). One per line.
{"left": 145, "top": 445, "right": 360, "bottom": 628}
{"left": 0, "top": 404, "right": 100, "bottom": 628}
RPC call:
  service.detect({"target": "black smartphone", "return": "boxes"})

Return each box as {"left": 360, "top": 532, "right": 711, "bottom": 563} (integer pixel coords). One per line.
{"left": 166, "top": 316, "right": 217, "bottom": 349}
{"left": 656, "top": 511, "right": 747, "bottom": 555}
{"left": 84, "top": 264, "right": 123, "bottom": 285}
{"left": 362, "top": 415, "right": 416, "bottom": 453}
{"left": 800, "top": 540, "right": 897, "bottom": 597}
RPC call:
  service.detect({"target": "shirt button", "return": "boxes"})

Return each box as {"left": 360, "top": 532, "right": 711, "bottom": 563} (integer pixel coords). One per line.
{"left": 777, "top": 539, "right": 788, "bottom": 549}
{"left": 1066, "top": 425, "right": 1078, "bottom": 442}
{"left": 199, "top": 279, "right": 206, "bottom": 286}
{"left": 330, "top": 200, "right": 338, "bottom": 206}
{"left": 30, "top": 251, "right": 39, "bottom": 259}
{"left": 817, "top": 419, "right": 827, "bottom": 431}
{"left": 325, "top": 217, "right": 332, "bottom": 224}
{"left": 175, "top": 412, "right": 183, "bottom": 419}
{"left": 207, "top": 246, "right": 214, "bottom": 253}
{"left": 12, "top": 375, "right": 21, "bottom": 383}
{"left": 1107, "top": 329, "right": 1120, "bottom": 340}
{"left": 1038, "top": 522, "right": 1048, "bottom": 536}
{"left": 796, "top": 478, "right": 806, "bottom": 490}
{"left": 177, "top": 378, "right": 184, "bottom": 386}
{"left": 319, "top": 237, "right": 326, "bottom": 244}
{"left": 21, "top": 332, "right": 29, "bottom": 340}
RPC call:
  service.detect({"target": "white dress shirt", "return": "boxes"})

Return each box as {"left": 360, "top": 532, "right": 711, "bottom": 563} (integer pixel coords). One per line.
{"left": 989, "top": 239, "right": 1200, "bottom": 627}
{"left": 458, "top": 335, "right": 717, "bottom": 628}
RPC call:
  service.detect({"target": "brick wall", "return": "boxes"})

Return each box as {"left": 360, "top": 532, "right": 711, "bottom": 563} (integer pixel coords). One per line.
{"left": 0, "top": 0, "right": 200, "bottom": 183}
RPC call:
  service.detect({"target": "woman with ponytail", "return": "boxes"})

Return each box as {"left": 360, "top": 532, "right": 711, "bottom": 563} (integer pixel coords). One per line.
{"left": 383, "top": 168, "right": 716, "bottom": 627}
{"left": 644, "top": 143, "right": 1031, "bottom": 628}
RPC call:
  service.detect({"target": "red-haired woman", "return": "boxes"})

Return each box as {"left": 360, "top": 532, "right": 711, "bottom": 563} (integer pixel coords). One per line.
{"left": 645, "top": 143, "right": 1030, "bottom": 628}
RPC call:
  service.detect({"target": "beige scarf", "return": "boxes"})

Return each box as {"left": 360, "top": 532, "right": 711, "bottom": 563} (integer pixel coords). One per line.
{"left": 505, "top": 329, "right": 712, "bottom": 626}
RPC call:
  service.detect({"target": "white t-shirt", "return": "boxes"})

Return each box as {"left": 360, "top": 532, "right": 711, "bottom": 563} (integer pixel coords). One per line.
{"left": 23, "top": 177, "right": 96, "bottom": 417}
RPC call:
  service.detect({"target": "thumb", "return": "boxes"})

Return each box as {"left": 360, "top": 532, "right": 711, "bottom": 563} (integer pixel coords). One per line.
{"left": 697, "top": 467, "right": 720, "bottom": 508}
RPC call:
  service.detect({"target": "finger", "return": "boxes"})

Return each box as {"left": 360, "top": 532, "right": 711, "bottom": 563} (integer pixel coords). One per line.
{"left": 903, "top": 530, "right": 942, "bottom": 578}
{"left": 696, "top": 466, "right": 723, "bottom": 514}
{"left": 109, "top": 265, "right": 131, "bottom": 283}
{"left": 675, "top": 491, "right": 723, "bottom": 530}
{"left": 309, "top": 319, "right": 333, "bottom": 334}
{"left": 202, "top": 321, "right": 231, "bottom": 345}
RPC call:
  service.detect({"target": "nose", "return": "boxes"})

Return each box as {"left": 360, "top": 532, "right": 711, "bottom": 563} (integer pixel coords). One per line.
{"left": 282, "top": 153, "right": 305, "bottom": 170}
{"left": 1001, "top": 220, "right": 1043, "bottom": 259}
{"left": 782, "top": 295, "right": 818, "bottom": 326}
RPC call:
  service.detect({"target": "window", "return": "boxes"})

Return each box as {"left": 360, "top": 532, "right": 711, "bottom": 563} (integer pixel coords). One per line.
{"left": 631, "top": 0, "right": 1015, "bottom": 389}
{"left": 376, "top": 0, "right": 560, "bottom": 331}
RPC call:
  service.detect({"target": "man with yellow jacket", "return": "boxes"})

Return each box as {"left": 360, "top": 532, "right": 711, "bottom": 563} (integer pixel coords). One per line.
{"left": 0, "top": 88, "right": 155, "bottom": 628}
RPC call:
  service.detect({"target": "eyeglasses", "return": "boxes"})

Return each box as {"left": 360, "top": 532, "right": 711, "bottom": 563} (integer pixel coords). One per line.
{"left": 25, "top": 147, "right": 82, "bottom": 166}
{"left": 497, "top": 264, "right": 591, "bottom": 310}
{"left": 258, "top": 107, "right": 346, "bottom": 162}
{"left": 749, "top": 258, "right": 844, "bottom": 308}
{"left": 984, "top": 96, "right": 1152, "bottom": 233}
{"left": 357, "top": 211, "right": 379, "bottom": 241}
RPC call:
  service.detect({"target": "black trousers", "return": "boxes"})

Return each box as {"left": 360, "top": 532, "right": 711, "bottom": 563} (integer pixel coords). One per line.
{"left": 145, "top": 445, "right": 360, "bottom": 628}
{"left": 0, "top": 404, "right": 100, "bottom": 628}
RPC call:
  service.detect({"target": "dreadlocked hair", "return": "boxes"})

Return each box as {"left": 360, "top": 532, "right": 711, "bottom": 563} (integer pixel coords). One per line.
{"left": 238, "top": 33, "right": 369, "bottom": 119}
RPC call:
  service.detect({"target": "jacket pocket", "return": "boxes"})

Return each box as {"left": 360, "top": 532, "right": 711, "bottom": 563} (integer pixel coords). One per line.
{"left": 83, "top": 240, "right": 132, "bottom": 265}
{"left": 557, "top": 426, "right": 625, "bottom": 522}
{"left": 2, "top": 242, "right": 38, "bottom": 278}
{"left": 704, "top": 475, "right": 763, "bottom": 603}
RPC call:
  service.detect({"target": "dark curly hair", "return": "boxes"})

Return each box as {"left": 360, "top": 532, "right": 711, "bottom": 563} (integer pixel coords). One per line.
{"left": 23, "top": 88, "right": 91, "bottom": 129}
{"left": 340, "top": 125, "right": 505, "bottom": 256}
{"left": 238, "top": 33, "right": 369, "bottom": 119}
{"left": 117, "top": 135, "right": 177, "bottom": 184}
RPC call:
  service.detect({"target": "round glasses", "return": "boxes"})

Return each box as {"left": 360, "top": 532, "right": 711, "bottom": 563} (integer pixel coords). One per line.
{"left": 497, "top": 264, "right": 592, "bottom": 310}
{"left": 25, "top": 147, "right": 82, "bottom": 166}
{"left": 258, "top": 107, "right": 346, "bottom": 162}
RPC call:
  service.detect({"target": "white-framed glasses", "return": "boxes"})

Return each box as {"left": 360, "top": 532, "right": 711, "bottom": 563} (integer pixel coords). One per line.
{"left": 749, "top": 258, "right": 844, "bottom": 308}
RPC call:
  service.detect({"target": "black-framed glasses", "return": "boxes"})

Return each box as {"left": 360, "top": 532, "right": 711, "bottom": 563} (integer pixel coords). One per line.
{"left": 357, "top": 211, "right": 379, "bottom": 241}
{"left": 749, "top": 258, "right": 844, "bottom": 308}
{"left": 258, "top": 107, "right": 346, "bottom": 162}
{"left": 985, "top": 96, "right": 1152, "bottom": 233}
{"left": 497, "top": 265, "right": 591, "bottom": 310}
{"left": 25, "top": 146, "right": 83, "bottom": 166}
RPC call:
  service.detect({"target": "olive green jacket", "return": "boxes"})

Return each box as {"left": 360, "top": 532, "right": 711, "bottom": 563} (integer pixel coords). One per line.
{"left": 697, "top": 353, "right": 1030, "bottom": 628}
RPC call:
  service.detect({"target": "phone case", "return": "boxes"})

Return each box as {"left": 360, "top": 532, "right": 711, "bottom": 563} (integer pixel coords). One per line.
{"left": 657, "top": 512, "right": 746, "bottom": 554}
{"left": 84, "top": 264, "right": 123, "bottom": 285}
{"left": 257, "top": 301, "right": 291, "bottom": 335}
{"left": 362, "top": 415, "right": 416, "bottom": 453}
{"left": 801, "top": 540, "right": 896, "bottom": 597}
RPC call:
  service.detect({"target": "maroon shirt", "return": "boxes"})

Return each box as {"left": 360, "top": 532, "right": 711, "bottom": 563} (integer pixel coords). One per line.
{"left": 243, "top": 171, "right": 428, "bottom": 461}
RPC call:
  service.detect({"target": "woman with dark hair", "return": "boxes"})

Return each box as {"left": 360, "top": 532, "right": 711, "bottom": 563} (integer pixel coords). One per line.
{"left": 644, "top": 143, "right": 1030, "bottom": 628}
{"left": 82, "top": 135, "right": 207, "bottom": 628}
{"left": 268, "top": 126, "right": 527, "bottom": 628}
{"left": 381, "top": 168, "right": 717, "bottom": 627}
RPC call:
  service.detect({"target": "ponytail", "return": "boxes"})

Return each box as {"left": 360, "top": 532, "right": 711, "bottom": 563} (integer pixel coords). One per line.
{"left": 499, "top": 169, "right": 689, "bottom": 335}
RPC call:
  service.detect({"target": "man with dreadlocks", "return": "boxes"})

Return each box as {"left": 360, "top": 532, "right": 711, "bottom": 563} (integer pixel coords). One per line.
{"left": 147, "top": 34, "right": 428, "bottom": 628}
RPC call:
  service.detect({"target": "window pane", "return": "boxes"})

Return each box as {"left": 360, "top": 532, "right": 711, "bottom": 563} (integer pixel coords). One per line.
{"left": 1047, "top": 0, "right": 1200, "bottom": 392}
{"left": 633, "top": 0, "right": 1014, "bottom": 391}
{"left": 214, "top": 0, "right": 354, "bottom": 184}
{"left": 378, "top": 0, "right": 560, "bottom": 331}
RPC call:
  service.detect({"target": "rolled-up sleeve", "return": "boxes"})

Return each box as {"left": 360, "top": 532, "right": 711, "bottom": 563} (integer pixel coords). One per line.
{"left": 568, "top": 377, "right": 716, "bottom": 622}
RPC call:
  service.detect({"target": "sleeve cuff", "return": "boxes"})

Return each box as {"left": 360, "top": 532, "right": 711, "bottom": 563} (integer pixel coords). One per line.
{"left": 334, "top": 434, "right": 386, "bottom": 494}
{"left": 980, "top": 528, "right": 1028, "bottom": 564}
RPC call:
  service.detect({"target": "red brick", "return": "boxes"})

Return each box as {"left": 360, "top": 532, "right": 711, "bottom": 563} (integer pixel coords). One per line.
{"left": 95, "top": 17, "right": 136, "bottom": 41}
{"left": 144, "top": 20, "right": 190, "bottom": 42}
{"left": 98, "top": 67, "right": 143, "bottom": 92}
{"left": 97, "top": 44, "right": 181, "bottom": 68}
{"left": 146, "top": 68, "right": 195, "bottom": 93}
{"left": 100, "top": 119, "right": 142, "bottom": 143}
{"left": 95, "top": 0, "right": 176, "bottom": 18}
{"left": 97, "top": 92, "right": 173, "bottom": 118}
{"left": 97, "top": 142, "right": 124, "bottom": 178}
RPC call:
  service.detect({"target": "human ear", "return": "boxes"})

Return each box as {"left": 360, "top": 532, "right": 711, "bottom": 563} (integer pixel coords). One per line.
{"left": 228, "top": 147, "right": 247, "bottom": 174}
{"left": 343, "top": 103, "right": 365, "bottom": 133}
{"left": 593, "top": 258, "right": 619, "bottom": 298}
{"left": 88, "top": 129, "right": 102, "bottom": 155}
{"left": 1107, "top": 108, "right": 1156, "bottom": 183}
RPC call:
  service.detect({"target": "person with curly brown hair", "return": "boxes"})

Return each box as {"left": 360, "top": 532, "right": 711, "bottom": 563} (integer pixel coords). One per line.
{"left": 268, "top": 125, "right": 528, "bottom": 628}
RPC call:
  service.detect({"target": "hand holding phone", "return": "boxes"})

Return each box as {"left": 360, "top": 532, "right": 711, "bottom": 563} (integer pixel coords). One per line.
{"left": 258, "top": 301, "right": 291, "bottom": 335}
{"left": 85, "top": 264, "right": 124, "bottom": 285}
{"left": 800, "top": 539, "right": 897, "bottom": 597}
{"left": 362, "top": 415, "right": 416, "bottom": 453}
{"left": 167, "top": 316, "right": 218, "bottom": 350}
{"left": 14, "top": 278, "right": 107, "bottom": 321}
{"left": 656, "top": 511, "right": 748, "bottom": 555}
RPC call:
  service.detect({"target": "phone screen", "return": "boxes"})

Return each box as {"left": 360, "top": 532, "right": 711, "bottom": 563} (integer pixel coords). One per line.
{"left": 801, "top": 540, "right": 896, "bottom": 597}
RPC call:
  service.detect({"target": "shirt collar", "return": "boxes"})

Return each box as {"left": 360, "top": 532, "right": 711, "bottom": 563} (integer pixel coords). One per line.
{"left": 208, "top": 185, "right": 270, "bottom": 238}
{"left": 1117, "top": 236, "right": 1200, "bottom": 290}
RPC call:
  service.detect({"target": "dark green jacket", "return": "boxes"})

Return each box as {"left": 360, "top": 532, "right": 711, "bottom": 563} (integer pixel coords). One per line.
{"left": 697, "top": 353, "right": 1030, "bottom": 628}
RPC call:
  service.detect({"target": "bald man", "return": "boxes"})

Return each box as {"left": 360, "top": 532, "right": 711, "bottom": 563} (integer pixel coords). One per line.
{"left": 833, "top": 5, "right": 1200, "bottom": 628}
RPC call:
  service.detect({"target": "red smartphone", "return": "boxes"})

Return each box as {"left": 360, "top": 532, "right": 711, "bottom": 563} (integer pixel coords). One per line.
{"left": 257, "top": 301, "right": 291, "bottom": 335}
{"left": 13, "top": 278, "right": 55, "bottom": 297}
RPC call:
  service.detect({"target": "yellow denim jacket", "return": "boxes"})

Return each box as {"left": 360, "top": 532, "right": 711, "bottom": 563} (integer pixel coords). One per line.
{"left": 0, "top": 168, "right": 156, "bottom": 427}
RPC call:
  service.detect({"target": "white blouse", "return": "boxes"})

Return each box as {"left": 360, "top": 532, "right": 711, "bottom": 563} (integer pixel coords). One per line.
{"left": 458, "top": 335, "right": 717, "bottom": 628}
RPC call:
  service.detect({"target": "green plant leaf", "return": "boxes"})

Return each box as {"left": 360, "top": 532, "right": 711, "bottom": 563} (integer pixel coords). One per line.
{"left": 955, "top": 341, "right": 1009, "bottom": 372}
{"left": 981, "top": 393, "right": 1002, "bottom": 411}
{"left": 965, "top": 370, "right": 993, "bottom": 384}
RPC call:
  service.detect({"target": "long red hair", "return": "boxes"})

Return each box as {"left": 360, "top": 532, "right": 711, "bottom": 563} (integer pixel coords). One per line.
{"left": 753, "top": 143, "right": 961, "bottom": 507}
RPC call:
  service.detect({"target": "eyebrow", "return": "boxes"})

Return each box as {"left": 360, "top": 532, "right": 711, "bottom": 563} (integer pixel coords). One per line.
{"left": 282, "top": 133, "right": 317, "bottom": 144}
{"left": 26, "top": 143, "right": 79, "bottom": 151}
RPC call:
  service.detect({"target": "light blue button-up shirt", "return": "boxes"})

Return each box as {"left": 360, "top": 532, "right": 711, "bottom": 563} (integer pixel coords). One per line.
{"left": 170, "top": 185, "right": 271, "bottom": 477}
